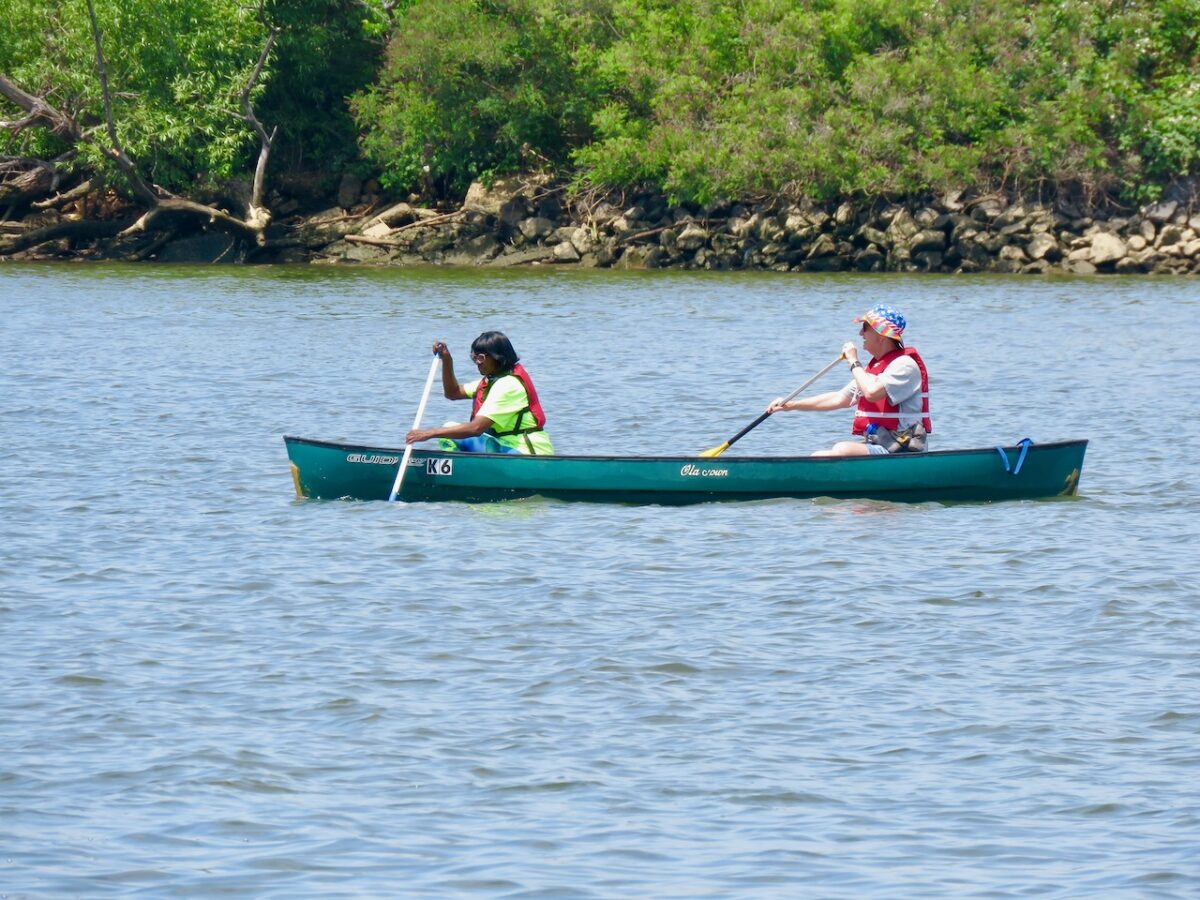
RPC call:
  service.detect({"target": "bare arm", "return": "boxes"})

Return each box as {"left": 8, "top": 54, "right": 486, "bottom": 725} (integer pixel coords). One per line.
{"left": 768, "top": 389, "right": 854, "bottom": 413}
{"left": 432, "top": 341, "right": 470, "bottom": 399}
{"left": 842, "top": 342, "right": 888, "bottom": 401}
{"left": 407, "top": 416, "right": 494, "bottom": 444}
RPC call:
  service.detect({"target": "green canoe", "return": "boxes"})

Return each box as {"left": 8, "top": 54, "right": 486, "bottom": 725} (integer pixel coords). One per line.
{"left": 284, "top": 435, "right": 1086, "bottom": 504}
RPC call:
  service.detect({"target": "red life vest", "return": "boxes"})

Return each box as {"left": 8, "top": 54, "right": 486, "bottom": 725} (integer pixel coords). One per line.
{"left": 851, "top": 347, "right": 932, "bottom": 435}
{"left": 471, "top": 362, "right": 547, "bottom": 435}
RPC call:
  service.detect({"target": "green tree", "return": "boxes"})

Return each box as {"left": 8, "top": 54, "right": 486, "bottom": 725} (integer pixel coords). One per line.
{"left": 1, "top": 0, "right": 383, "bottom": 196}
{"left": 351, "top": 0, "right": 604, "bottom": 196}
{"left": 1, "top": 0, "right": 271, "bottom": 191}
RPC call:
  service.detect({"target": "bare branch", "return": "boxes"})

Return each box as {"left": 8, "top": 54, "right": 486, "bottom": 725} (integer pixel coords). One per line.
{"left": 32, "top": 179, "right": 94, "bottom": 210}
{"left": 84, "top": 0, "right": 159, "bottom": 205}
{"left": 241, "top": 26, "right": 280, "bottom": 223}
{"left": 119, "top": 197, "right": 265, "bottom": 242}
{"left": 0, "top": 74, "right": 82, "bottom": 141}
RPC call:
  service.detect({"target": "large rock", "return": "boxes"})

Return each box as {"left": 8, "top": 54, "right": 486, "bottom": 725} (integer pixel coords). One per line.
{"left": 442, "top": 234, "right": 501, "bottom": 265}
{"left": 461, "top": 176, "right": 545, "bottom": 225}
{"left": 614, "top": 245, "right": 662, "bottom": 269}
{"left": 569, "top": 226, "right": 598, "bottom": 255}
{"left": 552, "top": 241, "right": 580, "bottom": 262}
{"left": 1090, "top": 232, "right": 1127, "bottom": 264}
{"left": 913, "top": 250, "right": 943, "bottom": 271}
{"left": 373, "top": 201, "right": 418, "bottom": 228}
{"left": 462, "top": 177, "right": 519, "bottom": 216}
{"left": 885, "top": 208, "right": 919, "bottom": 243}
{"left": 487, "top": 246, "right": 553, "bottom": 267}
{"left": 1143, "top": 200, "right": 1178, "bottom": 223}
{"left": 611, "top": 215, "right": 642, "bottom": 237}
{"left": 854, "top": 246, "right": 884, "bottom": 271}
{"left": 909, "top": 229, "right": 946, "bottom": 253}
{"left": 361, "top": 221, "right": 394, "bottom": 239}
{"left": 296, "top": 208, "right": 360, "bottom": 247}
{"left": 676, "top": 222, "right": 708, "bottom": 251}
{"left": 155, "top": 233, "right": 242, "bottom": 263}
{"left": 336, "top": 173, "right": 362, "bottom": 209}
{"left": 993, "top": 203, "right": 1029, "bottom": 229}
{"left": 756, "top": 215, "right": 785, "bottom": 243}
{"left": 938, "top": 190, "right": 966, "bottom": 212}
{"left": 806, "top": 233, "right": 838, "bottom": 258}
{"left": 1026, "top": 232, "right": 1060, "bottom": 261}
{"left": 518, "top": 216, "right": 555, "bottom": 241}
{"left": 343, "top": 241, "right": 389, "bottom": 263}
{"left": 913, "top": 207, "right": 940, "bottom": 228}
{"left": 1156, "top": 224, "right": 1185, "bottom": 248}
{"left": 950, "top": 219, "right": 980, "bottom": 244}
{"left": 857, "top": 225, "right": 889, "bottom": 247}
{"left": 970, "top": 199, "right": 1004, "bottom": 221}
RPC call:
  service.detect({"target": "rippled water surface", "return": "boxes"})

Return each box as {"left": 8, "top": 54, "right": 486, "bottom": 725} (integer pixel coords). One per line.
{"left": 2, "top": 264, "right": 1198, "bottom": 897}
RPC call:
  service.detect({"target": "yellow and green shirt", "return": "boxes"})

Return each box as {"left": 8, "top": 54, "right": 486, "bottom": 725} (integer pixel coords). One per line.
{"left": 465, "top": 375, "right": 554, "bottom": 455}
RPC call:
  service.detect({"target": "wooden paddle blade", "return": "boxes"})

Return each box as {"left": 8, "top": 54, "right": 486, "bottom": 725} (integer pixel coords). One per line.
{"left": 698, "top": 442, "right": 729, "bottom": 458}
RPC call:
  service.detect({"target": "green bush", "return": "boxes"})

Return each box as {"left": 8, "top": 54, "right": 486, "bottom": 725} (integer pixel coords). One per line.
{"left": 351, "top": 0, "right": 603, "bottom": 196}
{"left": 1, "top": 0, "right": 381, "bottom": 196}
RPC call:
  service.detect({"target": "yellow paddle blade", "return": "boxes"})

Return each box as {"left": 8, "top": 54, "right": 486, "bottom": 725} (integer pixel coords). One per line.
{"left": 698, "top": 442, "right": 729, "bottom": 458}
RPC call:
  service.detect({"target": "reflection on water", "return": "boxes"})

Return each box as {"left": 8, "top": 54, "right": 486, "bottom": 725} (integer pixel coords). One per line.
{"left": 0, "top": 264, "right": 1197, "bottom": 896}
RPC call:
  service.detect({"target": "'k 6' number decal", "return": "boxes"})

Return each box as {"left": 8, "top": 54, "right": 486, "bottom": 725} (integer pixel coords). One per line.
{"left": 426, "top": 458, "right": 453, "bottom": 476}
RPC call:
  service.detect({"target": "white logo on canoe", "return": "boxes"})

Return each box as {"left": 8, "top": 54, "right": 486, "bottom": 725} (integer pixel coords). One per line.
{"left": 681, "top": 464, "right": 728, "bottom": 478}
{"left": 346, "top": 453, "right": 399, "bottom": 465}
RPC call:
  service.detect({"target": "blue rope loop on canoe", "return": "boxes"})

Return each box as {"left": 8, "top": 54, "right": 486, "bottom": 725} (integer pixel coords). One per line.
{"left": 995, "top": 438, "right": 1034, "bottom": 475}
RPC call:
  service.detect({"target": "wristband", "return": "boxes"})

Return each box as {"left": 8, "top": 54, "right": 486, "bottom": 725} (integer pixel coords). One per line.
{"left": 849, "top": 361, "right": 862, "bottom": 370}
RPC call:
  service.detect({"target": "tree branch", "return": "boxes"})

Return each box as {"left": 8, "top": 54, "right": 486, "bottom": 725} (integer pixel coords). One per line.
{"left": 84, "top": 0, "right": 159, "bottom": 205}
{"left": 239, "top": 26, "right": 279, "bottom": 233}
{"left": 0, "top": 74, "right": 82, "bottom": 141}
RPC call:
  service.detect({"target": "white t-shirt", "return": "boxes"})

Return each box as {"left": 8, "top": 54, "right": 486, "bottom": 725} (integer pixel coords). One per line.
{"left": 840, "top": 355, "right": 926, "bottom": 431}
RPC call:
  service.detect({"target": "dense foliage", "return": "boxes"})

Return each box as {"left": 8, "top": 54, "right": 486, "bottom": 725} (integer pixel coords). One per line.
{"left": 0, "top": 0, "right": 380, "bottom": 194}
{"left": 351, "top": 0, "right": 602, "bottom": 196}
{"left": 3, "top": 0, "right": 1197, "bottom": 206}
{"left": 356, "top": 0, "right": 1200, "bottom": 204}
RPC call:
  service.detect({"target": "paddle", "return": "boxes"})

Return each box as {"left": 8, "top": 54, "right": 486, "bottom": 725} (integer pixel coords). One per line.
{"left": 388, "top": 350, "right": 442, "bottom": 502}
{"left": 698, "top": 354, "right": 846, "bottom": 458}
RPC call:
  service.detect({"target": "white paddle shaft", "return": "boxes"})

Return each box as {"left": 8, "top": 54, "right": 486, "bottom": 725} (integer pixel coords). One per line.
{"left": 780, "top": 355, "right": 846, "bottom": 405}
{"left": 388, "top": 353, "right": 442, "bottom": 502}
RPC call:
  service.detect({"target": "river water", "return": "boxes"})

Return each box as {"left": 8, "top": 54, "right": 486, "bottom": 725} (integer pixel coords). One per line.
{"left": 1, "top": 263, "right": 1197, "bottom": 897}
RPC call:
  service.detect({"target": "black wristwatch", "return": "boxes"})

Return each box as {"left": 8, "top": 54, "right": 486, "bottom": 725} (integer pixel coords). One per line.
{"left": 849, "top": 361, "right": 863, "bottom": 370}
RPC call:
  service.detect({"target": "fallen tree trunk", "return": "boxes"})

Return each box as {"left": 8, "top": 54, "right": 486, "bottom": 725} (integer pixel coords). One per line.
{"left": 31, "top": 179, "right": 94, "bottom": 211}
{"left": 0, "top": 216, "right": 132, "bottom": 254}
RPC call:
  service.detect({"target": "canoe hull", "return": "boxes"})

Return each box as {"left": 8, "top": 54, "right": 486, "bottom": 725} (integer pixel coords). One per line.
{"left": 284, "top": 436, "right": 1087, "bottom": 504}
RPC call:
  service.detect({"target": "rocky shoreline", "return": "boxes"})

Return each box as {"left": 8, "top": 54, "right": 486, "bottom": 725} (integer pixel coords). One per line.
{"left": 296, "top": 177, "right": 1200, "bottom": 275}
{"left": 4, "top": 174, "right": 1199, "bottom": 274}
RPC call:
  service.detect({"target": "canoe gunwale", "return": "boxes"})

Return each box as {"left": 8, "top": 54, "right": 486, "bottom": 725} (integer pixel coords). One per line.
{"left": 283, "top": 434, "right": 1087, "bottom": 465}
